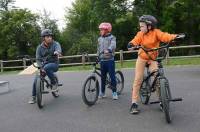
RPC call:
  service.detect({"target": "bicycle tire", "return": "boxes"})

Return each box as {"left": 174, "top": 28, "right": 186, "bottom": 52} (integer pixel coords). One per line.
{"left": 36, "top": 76, "right": 44, "bottom": 109}
{"left": 115, "top": 70, "right": 124, "bottom": 95}
{"left": 139, "top": 77, "right": 151, "bottom": 105}
{"left": 52, "top": 76, "right": 59, "bottom": 98}
{"left": 82, "top": 76, "right": 99, "bottom": 106}
{"left": 160, "top": 77, "right": 171, "bottom": 123}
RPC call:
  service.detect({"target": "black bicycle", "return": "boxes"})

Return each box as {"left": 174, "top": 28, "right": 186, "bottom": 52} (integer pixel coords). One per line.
{"left": 82, "top": 54, "right": 124, "bottom": 106}
{"left": 21, "top": 55, "right": 62, "bottom": 109}
{"left": 130, "top": 35, "right": 184, "bottom": 123}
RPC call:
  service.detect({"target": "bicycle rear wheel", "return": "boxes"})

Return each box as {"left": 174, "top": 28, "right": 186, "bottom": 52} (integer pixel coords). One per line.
{"left": 82, "top": 76, "right": 99, "bottom": 106}
{"left": 52, "top": 75, "right": 59, "bottom": 98}
{"left": 160, "top": 77, "right": 172, "bottom": 123}
{"left": 36, "top": 76, "right": 44, "bottom": 109}
{"left": 115, "top": 71, "right": 124, "bottom": 95}
{"left": 106, "top": 71, "right": 124, "bottom": 95}
{"left": 139, "top": 77, "right": 151, "bottom": 105}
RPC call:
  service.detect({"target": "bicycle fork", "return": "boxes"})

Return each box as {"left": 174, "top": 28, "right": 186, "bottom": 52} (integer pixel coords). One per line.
{"left": 150, "top": 76, "right": 183, "bottom": 104}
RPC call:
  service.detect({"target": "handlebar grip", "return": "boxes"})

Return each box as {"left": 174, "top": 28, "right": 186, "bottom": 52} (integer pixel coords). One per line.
{"left": 133, "top": 45, "right": 140, "bottom": 50}
{"left": 127, "top": 43, "right": 140, "bottom": 50}
{"left": 175, "top": 33, "right": 185, "bottom": 39}
{"left": 127, "top": 43, "right": 133, "bottom": 49}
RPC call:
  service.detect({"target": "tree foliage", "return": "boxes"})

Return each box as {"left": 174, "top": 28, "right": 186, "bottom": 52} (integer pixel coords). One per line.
{"left": 0, "top": 0, "right": 16, "bottom": 11}
{"left": 39, "top": 9, "right": 60, "bottom": 40}
{"left": 0, "top": 9, "right": 40, "bottom": 59}
{"left": 61, "top": 0, "right": 200, "bottom": 55}
{"left": 0, "top": 0, "right": 199, "bottom": 59}
{"left": 0, "top": 0, "right": 61, "bottom": 60}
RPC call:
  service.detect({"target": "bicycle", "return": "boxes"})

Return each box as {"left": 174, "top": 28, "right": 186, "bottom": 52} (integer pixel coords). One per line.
{"left": 82, "top": 54, "right": 124, "bottom": 106}
{"left": 129, "top": 35, "right": 185, "bottom": 123}
{"left": 20, "top": 55, "right": 62, "bottom": 109}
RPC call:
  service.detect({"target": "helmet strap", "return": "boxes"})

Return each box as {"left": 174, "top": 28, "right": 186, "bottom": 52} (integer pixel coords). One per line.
{"left": 146, "top": 25, "right": 153, "bottom": 33}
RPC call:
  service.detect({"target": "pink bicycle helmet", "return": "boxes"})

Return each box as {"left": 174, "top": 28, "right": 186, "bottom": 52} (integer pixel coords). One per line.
{"left": 98, "top": 22, "right": 112, "bottom": 32}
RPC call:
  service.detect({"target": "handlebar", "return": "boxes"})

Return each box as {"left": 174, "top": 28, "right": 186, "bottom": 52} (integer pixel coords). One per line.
{"left": 17, "top": 54, "right": 59, "bottom": 69}
{"left": 128, "top": 43, "right": 170, "bottom": 61}
{"left": 127, "top": 33, "right": 185, "bottom": 61}
{"left": 82, "top": 52, "right": 99, "bottom": 67}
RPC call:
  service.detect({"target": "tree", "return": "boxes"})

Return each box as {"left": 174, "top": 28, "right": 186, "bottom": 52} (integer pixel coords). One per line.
{"left": 39, "top": 9, "right": 60, "bottom": 40}
{"left": 0, "top": 9, "right": 41, "bottom": 59}
{"left": 62, "top": 0, "right": 133, "bottom": 55}
{"left": 161, "top": 0, "right": 200, "bottom": 44}
{"left": 0, "top": 0, "right": 16, "bottom": 11}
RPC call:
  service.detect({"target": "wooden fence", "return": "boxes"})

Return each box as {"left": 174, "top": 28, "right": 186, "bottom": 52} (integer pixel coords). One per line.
{"left": 1, "top": 45, "right": 200, "bottom": 72}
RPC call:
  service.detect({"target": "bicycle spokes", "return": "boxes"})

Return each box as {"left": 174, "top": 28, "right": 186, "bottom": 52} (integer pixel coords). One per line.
{"left": 87, "top": 80, "right": 96, "bottom": 93}
{"left": 83, "top": 77, "right": 99, "bottom": 105}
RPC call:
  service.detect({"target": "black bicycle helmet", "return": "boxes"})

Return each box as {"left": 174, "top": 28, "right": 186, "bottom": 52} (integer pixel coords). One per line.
{"left": 139, "top": 15, "right": 157, "bottom": 28}
{"left": 41, "top": 29, "right": 53, "bottom": 37}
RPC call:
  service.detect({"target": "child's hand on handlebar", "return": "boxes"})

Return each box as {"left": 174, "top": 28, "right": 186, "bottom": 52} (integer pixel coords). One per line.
{"left": 175, "top": 33, "right": 185, "bottom": 39}
{"left": 54, "top": 51, "right": 62, "bottom": 57}
{"left": 127, "top": 43, "right": 134, "bottom": 51}
{"left": 127, "top": 43, "right": 140, "bottom": 51}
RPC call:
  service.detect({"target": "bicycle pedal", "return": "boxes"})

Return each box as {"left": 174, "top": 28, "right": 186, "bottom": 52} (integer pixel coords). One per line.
{"left": 151, "top": 88, "right": 156, "bottom": 92}
{"left": 150, "top": 100, "right": 160, "bottom": 104}
{"left": 170, "top": 98, "right": 183, "bottom": 102}
{"left": 42, "top": 91, "right": 49, "bottom": 94}
{"left": 58, "top": 84, "right": 63, "bottom": 86}
{"left": 51, "top": 89, "right": 59, "bottom": 92}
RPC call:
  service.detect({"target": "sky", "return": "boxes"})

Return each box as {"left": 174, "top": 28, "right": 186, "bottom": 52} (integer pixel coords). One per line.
{"left": 15, "top": 0, "right": 75, "bottom": 30}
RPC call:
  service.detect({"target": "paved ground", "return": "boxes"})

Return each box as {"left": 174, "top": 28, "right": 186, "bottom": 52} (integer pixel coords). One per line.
{"left": 0, "top": 66, "right": 200, "bottom": 132}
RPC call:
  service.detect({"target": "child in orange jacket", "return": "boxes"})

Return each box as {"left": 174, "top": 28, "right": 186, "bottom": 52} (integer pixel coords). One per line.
{"left": 128, "top": 15, "right": 180, "bottom": 114}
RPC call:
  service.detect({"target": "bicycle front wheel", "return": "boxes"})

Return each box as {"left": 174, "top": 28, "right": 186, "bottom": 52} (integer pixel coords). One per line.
{"left": 115, "top": 71, "right": 124, "bottom": 95}
{"left": 36, "top": 76, "right": 44, "bottom": 109}
{"left": 139, "top": 77, "right": 151, "bottom": 105}
{"left": 52, "top": 75, "right": 59, "bottom": 98}
{"left": 82, "top": 76, "right": 99, "bottom": 106}
{"left": 160, "top": 77, "right": 172, "bottom": 123}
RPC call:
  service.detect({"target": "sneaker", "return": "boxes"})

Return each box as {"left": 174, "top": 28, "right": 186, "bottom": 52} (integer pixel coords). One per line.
{"left": 28, "top": 96, "right": 36, "bottom": 104}
{"left": 112, "top": 92, "right": 118, "bottom": 100}
{"left": 98, "top": 93, "right": 106, "bottom": 99}
{"left": 51, "top": 84, "right": 58, "bottom": 92}
{"left": 159, "top": 102, "right": 163, "bottom": 111}
{"left": 130, "top": 103, "right": 140, "bottom": 114}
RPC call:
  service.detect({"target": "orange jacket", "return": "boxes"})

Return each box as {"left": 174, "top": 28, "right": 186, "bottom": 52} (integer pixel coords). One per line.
{"left": 130, "top": 29, "right": 177, "bottom": 60}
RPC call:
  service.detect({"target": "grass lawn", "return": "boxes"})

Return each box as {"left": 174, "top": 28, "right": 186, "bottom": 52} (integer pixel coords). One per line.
{"left": 60, "top": 57, "right": 200, "bottom": 71}
{"left": 0, "top": 57, "right": 200, "bottom": 75}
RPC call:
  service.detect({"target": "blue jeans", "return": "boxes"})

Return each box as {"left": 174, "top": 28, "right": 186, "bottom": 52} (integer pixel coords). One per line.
{"left": 32, "top": 63, "right": 59, "bottom": 96}
{"left": 100, "top": 60, "right": 116, "bottom": 93}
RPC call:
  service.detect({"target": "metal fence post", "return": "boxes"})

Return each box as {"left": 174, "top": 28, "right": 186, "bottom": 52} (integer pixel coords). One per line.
{"left": 120, "top": 50, "right": 124, "bottom": 68}
{"left": 0, "top": 60, "right": 3, "bottom": 72}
